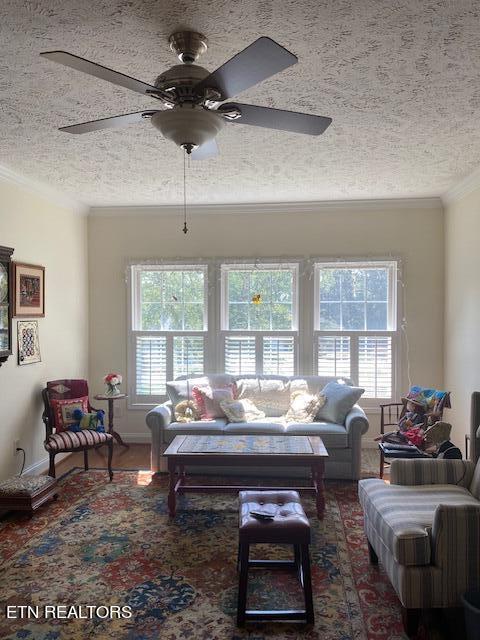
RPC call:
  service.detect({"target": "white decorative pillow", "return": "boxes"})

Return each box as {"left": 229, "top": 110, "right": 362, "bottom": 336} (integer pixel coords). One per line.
{"left": 220, "top": 398, "right": 266, "bottom": 423}
{"left": 235, "top": 378, "right": 291, "bottom": 416}
{"left": 285, "top": 391, "right": 326, "bottom": 423}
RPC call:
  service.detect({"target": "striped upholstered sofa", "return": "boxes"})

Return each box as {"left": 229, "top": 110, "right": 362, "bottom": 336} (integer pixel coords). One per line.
{"left": 359, "top": 457, "right": 480, "bottom": 636}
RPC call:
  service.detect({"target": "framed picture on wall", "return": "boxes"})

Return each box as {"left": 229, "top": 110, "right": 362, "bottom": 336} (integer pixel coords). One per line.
{"left": 13, "top": 263, "right": 45, "bottom": 317}
{"left": 17, "top": 320, "right": 41, "bottom": 365}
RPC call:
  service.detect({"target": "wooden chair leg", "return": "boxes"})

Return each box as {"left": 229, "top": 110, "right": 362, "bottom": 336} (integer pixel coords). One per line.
{"left": 300, "top": 544, "right": 314, "bottom": 625}
{"left": 379, "top": 449, "right": 384, "bottom": 479}
{"left": 107, "top": 439, "right": 113, "bottom": 481}
{"left": 83, "top": 450, "right": 89, "bottom": 471}
{"left": 401, "top": 607, "right": 421, "bottom": 638}
{"left": 367, "top": 540, "right": 379, "bottom": 565}
{"left": 48, "top": 452, "right": 56, "bottom": 478}
{"left": 237, "top": 541, "right": 249, "bottom": 627}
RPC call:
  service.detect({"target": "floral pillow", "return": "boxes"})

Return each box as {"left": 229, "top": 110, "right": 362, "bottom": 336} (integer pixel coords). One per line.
{"left": 192, "top": 385, "right": 235, "bottom": 420}
{"left": 285, "top": 391, "right": 326, "bottom": 423}
{"left": 50, "top": 396, "right": 89, "bottom": 432}
{"left": 220, "top": 398, "right": 266, "bottom": 423}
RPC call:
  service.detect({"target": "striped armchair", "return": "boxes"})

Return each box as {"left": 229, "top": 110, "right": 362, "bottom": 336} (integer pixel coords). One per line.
{"left": 359, "top": 457, "right": 480, "bottom": 637}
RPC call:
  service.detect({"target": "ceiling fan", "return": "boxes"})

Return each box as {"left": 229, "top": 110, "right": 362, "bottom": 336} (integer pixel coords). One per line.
{"left": 40, "top": 31, "right": 332, "bottom": 160}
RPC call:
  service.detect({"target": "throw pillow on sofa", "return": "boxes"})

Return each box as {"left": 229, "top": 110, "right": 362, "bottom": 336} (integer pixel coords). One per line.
{"left": 285, "top": 390, "right": 326, "bottom": 423}
{"left": 219, "top": 398, "right": 266, "bottom": 423}
{"left": 192, "top": 385, "right": 235, "bottom": 420}
{"left": 235, "top": 378, "right": 292, "bottom": 416}
{"left": 316, "top": 381, "right": 364, "bottom": 424}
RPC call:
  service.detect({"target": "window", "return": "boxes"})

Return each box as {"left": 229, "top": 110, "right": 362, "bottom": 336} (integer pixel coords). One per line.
{"left": 128, "top": 259, "right": 399, "bottom": 407}
{"left": 221, "top": 264, "right": 298, "bottom": 376}
{"left": 130, "top": 265, "right": 207, "bottom": 404}
{"left": 315, "top": 262, "right": 397, "bottom": 400}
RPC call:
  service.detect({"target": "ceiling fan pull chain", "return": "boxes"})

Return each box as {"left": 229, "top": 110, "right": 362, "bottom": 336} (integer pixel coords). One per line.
{"left": 183, "top": 150, "right": 188, "bottom": 234}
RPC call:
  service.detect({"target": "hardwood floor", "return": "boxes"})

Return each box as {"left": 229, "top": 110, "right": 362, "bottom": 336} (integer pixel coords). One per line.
{"left": 54, "top": 443, "right": 383, "bottom": 478}
{"left": 54, "top": 443, "right": 151, "bottom": 477}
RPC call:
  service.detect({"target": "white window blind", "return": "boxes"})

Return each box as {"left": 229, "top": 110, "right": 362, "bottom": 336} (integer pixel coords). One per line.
{"left": 315, "top": 261, "right": 397, "bottom": 401}
{"left": 173, "top": 336, "right": 204, "bottom": 380}
{"left": 135, "top": 335, "right": 167, "bottom": 396}
{"left": 318, "top": 336, "right": 351, "bottom": 378}
{"left": 263, "top": 336, "right": 295, "bottom": 375}
{"left": 129, "top": 259, "right": 399, "bottom": 407}
{"left": 224, "top": 336, "right": 256, "bottom": 375}
{"left": 359, "top": 336, "right": 392, "bottom": 398}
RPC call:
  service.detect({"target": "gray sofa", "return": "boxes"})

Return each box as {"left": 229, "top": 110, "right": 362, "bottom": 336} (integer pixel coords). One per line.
{"left": 146, "top": 374, "right": 369, "bottom": 480}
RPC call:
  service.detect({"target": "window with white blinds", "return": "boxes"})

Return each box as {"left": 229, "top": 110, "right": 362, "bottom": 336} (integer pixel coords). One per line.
{"left": 221, "top": 264, "right": 298, "bottom": 375}
{"left": 130, "top": 265, "right": 207, "bottom": 404}
{"left": 129, "top": 260, "right": 399, "bottom": 406}
{"left": 315, "top": 262, "right": 397, "bottom": 401}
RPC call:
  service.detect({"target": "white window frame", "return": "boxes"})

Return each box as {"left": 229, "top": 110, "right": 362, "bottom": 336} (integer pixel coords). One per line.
{"left": 127, "top": 258, "right": 401, "bottom": 410}
{"left": 314, "top": 260, "right": 399, "bottom": 407}
{"left": 128, "top": 264, "right": 209, "bottom": 407}
{"left": 220, "top": 262, "right": 299, "bottom": 375}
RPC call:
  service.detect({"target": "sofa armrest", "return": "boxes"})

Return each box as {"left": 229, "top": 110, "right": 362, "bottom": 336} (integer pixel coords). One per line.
{"left": 146, "top": 402, "right": 173, "bottom": 474}
{"left": 390, "top": 458, "right": 475, "bottom": 488}
{"left": 345, "top": 404, "right": 369, "bottom": 439}
{"left": 146, "top": 402, "right": 172, "bottom": 430}
{"left": 432, "top": 503, "right": 480, "bottom": 569}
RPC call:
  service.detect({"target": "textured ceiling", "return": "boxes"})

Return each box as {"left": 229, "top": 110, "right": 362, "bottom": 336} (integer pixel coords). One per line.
{"left": 2, "top": 0, "right": 480, "bottom": 206}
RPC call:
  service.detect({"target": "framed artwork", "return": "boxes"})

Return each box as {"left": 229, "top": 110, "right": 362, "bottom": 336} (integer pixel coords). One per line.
{"left": 17, "top": 320, "right": 41, "bottom": 365}
{"left": 13, "top": 263, "right": 45, "bottom": 317}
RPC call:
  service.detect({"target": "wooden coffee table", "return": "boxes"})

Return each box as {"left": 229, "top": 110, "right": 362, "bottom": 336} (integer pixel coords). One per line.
{"left": 163, "top": 434, "right": 328, "bottom": 519}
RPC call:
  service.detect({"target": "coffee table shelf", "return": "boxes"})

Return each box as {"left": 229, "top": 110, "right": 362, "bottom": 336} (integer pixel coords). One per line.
{"left": 163, "top": 434, "right": 328, "bottom": 520}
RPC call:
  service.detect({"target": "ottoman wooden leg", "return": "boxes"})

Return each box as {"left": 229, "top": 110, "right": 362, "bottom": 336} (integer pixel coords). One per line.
{"left": 300, "top": 544, "right": 314, "bottom": 625}
{"left": 237, "top": 542, "right": 250, "bottom": 627}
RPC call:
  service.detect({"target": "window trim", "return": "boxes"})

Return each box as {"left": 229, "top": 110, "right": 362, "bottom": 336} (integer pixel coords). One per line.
{"left": 131, "top": 263, "right": 209, "bottom": 332}
{"left": 314, "top": 260, "right": 397, "bottom": 332}
{"left": 220, "top": 262, "right": 299, "bottom": 332}
{"left": 314, "top": 260, "right": 400, "bottom": 405}
{"left": 127, "top": 258, "right": 401, "bottom": 410}
{"left": 128, "top": 264, "right": 209, "bottom": 408}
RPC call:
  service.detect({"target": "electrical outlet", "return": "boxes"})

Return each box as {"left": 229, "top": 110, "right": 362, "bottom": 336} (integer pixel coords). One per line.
{"left": 13, "top": 439, "right": 20, "bottom": 456}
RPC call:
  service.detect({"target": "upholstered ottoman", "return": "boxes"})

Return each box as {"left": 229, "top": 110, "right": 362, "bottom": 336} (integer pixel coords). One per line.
{"left": 0, "top": 475, "right": 58, "bottom": 516}
{"left": 237, "top": 490, "right": 314, "bottom": 626}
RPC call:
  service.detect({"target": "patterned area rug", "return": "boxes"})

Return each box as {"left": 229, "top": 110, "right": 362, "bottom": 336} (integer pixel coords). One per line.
{"left": 0, "top": 469, "right": 407, "bottom": 640}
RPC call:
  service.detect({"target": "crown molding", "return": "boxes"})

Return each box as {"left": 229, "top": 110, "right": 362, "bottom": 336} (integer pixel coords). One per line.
{"left": 89, "top": 196, "right": 443, "bottom": 218}
{"left": 0, "top": 164, "right": 88, "bottom": 215}
{"left": 442, "top": 163, "right": 480, "bottom": 205}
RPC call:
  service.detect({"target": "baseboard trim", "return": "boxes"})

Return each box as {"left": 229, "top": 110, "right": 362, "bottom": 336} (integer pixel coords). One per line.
{"left": 23, "top": 452, "right": 70, "bottom": 476}
{"left": 120, "top": 433, "right": 151, "bottom": 444}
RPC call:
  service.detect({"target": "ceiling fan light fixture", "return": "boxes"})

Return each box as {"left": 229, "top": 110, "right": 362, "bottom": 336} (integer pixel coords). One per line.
{"left": 151, "top": 105, "right": 224, "bottom": 149}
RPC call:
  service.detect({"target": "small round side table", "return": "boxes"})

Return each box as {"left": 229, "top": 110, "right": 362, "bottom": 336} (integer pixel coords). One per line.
{"left": 94, "top": 394, "right": 129, "bottom": 448}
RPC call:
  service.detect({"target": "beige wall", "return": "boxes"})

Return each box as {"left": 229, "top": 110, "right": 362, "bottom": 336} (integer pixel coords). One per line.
{"left": 445, "top": 186, "right": 480, "bottom": 450}
{"left": 88, "top": 201, "right": 445, "bottom": 441}
{"left": 0, "top": 179, "right": 88, "bottom": 480}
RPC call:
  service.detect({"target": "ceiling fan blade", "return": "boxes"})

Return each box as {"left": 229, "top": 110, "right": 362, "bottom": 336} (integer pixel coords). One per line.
{"left": 194, "top": 37, "right": 297, "bottom": 100}
{"left": 59, "top": 111, "right": 158, "bottom": 134}
{"left": 40, "top": 51, "right": 157, "bottom": 96}
{"left": 191, "top": 139, "right": 219, "bottom": 160}
{"left": 220, "top": 102, "right": 332, "bottom": 136}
